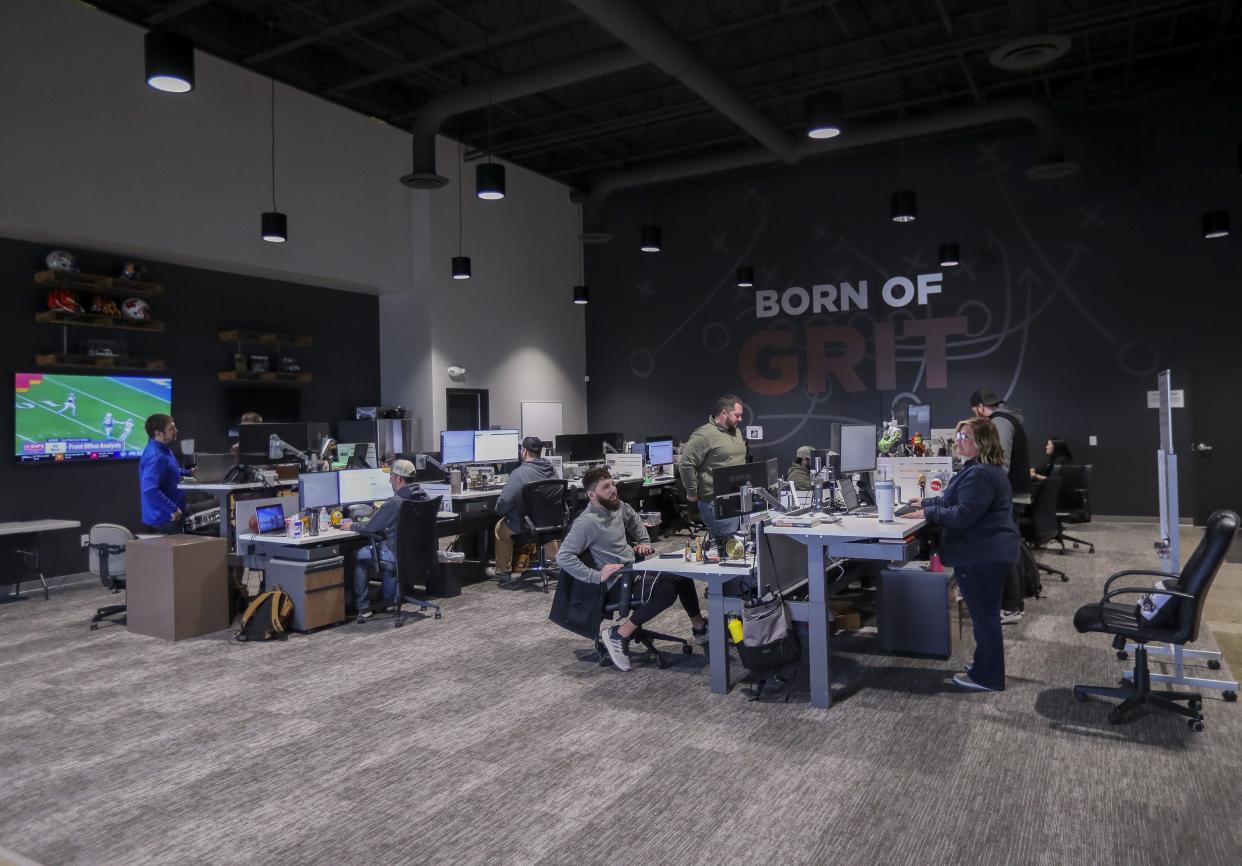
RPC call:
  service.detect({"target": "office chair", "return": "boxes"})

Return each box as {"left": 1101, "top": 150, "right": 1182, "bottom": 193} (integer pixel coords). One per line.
{"left": 504, "top": 478, "right": 568, "bottom": 592}
{"left": 1073, "top": 509, "right": 1239, "bottom": 730}
{"left": 593, "top": 567, "right": 694, "bottom": 670}
{"left": 669, "top": 476, "right": 705, "bottom": 538}
{"left": 359, "top": 497, "right": 443, "bottom": 627}
{"left": 1052, "top": 464, "right": 1095, "bottom": 554}
{"left": 88, "top": 523, "right": 135, "bottom": 630}
{"left": 1018, "top": 473, "right": 1068, "bottom": 582}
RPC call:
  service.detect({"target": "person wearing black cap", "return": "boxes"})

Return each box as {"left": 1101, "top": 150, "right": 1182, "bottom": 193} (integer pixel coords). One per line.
{"left": 786, "top": 445, "right": 815, "bottom": 490}
{"left": 341, "top": 458, "right": 428, "bottom": 620}
{"left": 488, "top": 436, "right": 559, "bottom": 581}
{"left": 969, "top": 387, "right": 1031, "bottom": 496}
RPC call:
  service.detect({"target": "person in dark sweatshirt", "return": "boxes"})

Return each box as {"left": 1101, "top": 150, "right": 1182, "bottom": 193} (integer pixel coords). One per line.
{"left": 969, "top": 387, "right": 1031, "bottom": 495}
{"left": 908, "top": 418, "right": 1020, "bottom": 692}
{"left": 786, "top": 445, "right": 814, "bottom": 490}
{"left": 488, "top": 436, "right": 558, "bottom": 581}
{"left": 341, "top": 459, "right": 428, "bottom": 619}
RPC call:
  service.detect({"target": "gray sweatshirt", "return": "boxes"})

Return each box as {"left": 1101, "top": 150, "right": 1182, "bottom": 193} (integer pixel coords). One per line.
{"left": 495, "top": 457, "right": 557, "bottom": 533}
{"left": 989, "top": 402, "right": 1024, "bottom": 468}
{"left": 555, "top": 501, "right": 650, "bottom": 584}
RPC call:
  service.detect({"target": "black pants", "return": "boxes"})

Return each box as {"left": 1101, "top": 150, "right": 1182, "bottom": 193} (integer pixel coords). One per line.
{"left": 146, "top": 521, "right": 183, "bottom": 534}
{"left": 957, "top": 561, "right": 1010, "bottom": 690}
{"left": 609, "top": 574, "right": 701, "bottom": 628}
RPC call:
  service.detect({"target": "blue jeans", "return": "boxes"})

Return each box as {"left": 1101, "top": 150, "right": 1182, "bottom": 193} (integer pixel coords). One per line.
{"left": 353, "top": 545, "right": 397, "bottom": 613}
{"left": 697, "top": 499, "right": 741, "bottom": 553}
{"left": 956, "top": 561, "right": 1010, "bottom": 690}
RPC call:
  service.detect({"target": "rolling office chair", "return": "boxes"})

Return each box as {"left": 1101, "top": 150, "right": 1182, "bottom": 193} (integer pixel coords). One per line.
{"left": 670, "top": 476, "right": 705, "bottom": 538}
{"left": 88, "top": 523, "right": 135, "bottom": 630}
{"left": 593, "top": 566, "right": 694, "bottom": 670}
{"left": 359, "top": 497, "right": 443, "bottom": 627}
{"left": 1052, "top": 464, "right": 1095, "bottom": 554}
{"left": 1073, "top": 509, "right": 1238, "bottom": 730}
{"left": 1018, "top": 473, "right": 1068, "bottom": 582}
{"left": 504, "top": 478, "right": 568, "bottom": 592}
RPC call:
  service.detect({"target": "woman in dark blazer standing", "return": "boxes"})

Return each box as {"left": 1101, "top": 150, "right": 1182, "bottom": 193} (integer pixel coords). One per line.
{"left": 909, "top": 418, "right": 1020, "bottom": 691}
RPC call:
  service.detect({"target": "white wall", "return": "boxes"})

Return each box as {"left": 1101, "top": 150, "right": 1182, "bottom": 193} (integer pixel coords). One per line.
{"left": 2, "top": 0, "right": 587, "bottom": 451}
{"left": 421, "top": 136, "right": 588, "bottom": 440}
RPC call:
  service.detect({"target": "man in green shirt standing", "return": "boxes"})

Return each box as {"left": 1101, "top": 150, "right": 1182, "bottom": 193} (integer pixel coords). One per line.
{"left": 677, "top": 394, "right": 748, "bottom": 552}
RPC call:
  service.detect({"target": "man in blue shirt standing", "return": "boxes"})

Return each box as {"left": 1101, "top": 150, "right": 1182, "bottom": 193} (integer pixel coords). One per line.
{"left": 139, "top": 413, "right": 193, "bottom": 533}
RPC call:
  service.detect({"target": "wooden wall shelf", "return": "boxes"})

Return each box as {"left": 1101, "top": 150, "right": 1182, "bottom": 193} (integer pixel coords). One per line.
{"left": 218, "top": 371, "right": 312, "bottom": 384}
{"left": 35, "top": 269, "right": 164, "bottom": 298}
{"left": 36, "top": 353, "right": 166, "bottom": 372}
{"left": 219, "top": 329, "right": 312, "bottom": 347}
{"left": 35, "top": 310, "right": 165, "bottom": 333}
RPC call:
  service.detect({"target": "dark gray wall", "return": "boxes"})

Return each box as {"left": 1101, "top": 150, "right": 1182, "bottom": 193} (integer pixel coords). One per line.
{"left": 1, "top": 236, "right": 380, "bottom": 591}
{"left": 584, "top": 91, "right": 1242, "bottom": 518}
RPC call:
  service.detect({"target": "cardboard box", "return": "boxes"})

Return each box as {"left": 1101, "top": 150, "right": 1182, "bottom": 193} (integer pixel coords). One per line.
{"left": 126, "top": 535, "right": 229, "bottom": 640}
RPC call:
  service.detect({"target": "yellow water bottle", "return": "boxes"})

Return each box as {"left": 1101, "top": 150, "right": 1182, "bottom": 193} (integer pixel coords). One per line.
{"left": 727, "top": 616, "right": 744, "bottom": 644}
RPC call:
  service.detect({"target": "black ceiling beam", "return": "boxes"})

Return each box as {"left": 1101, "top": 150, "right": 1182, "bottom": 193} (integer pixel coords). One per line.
{"left": 246, "top": 0, "right": 434, "bottom": 64}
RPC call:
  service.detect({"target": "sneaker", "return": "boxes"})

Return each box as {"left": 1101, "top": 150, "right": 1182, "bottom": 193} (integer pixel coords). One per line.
{"left": 356, "top": 610, "right": 374, "bottom": 623}
{"left": 952, "top": 672, "right": 1000, "bottom": 692}
{"left": 692, "top": 621, "right": 709, "bottom": 646}
{"left": 485, "top": 567, "right": 511, "bottom": 580}
{"left": 1000, "top": 609, "right": 1024, "bottom": 625}
{"left": 599, "top": 624, "right": 631, "bottom": 672}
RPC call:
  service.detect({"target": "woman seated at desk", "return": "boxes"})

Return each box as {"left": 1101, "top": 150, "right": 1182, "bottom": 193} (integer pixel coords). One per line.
{"left": 1030, "top": 437, "right": 1073, "bottom": 483}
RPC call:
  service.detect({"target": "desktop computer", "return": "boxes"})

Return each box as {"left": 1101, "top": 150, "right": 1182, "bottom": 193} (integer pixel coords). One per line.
{"left": 474, "top": 429, "right": 520, "bottom": 463}
{"left": 338, "top": 468, "right": 391, "bottom": 504}
{"left": 299, "top": 470, "right": 340, "bottom": 511}
{"left": 839, "top": 424, "right": 878, "bottom": 475}
{"left": 441, "top": 429, "right": 475, "bottom": 465}
{"left": 646, "top": 438, "right": 674, "bottom": 467}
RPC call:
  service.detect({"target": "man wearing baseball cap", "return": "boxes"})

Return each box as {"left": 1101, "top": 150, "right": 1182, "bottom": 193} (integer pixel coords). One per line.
{"left": 489, "top": 436, "right": 559, "bottom": 583}
{"left": 786, "top": 445, "right": 815, "bottom": 491}
{"left": 968, "top": 388, "right": 1031, "bottom": 496}
{"left": 344, "top": 458, "right": 429, "bottom": 620}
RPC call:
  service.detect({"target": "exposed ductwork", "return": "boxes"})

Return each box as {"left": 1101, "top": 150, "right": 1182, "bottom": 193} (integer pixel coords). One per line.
{"left": 400, "top": 47, "right": 644, "bottom": 189}
{"left": 988, "top": 0, "right": 1071, "bottom": 71}
{"left": 566, "top": 0, "right": 799, "bottom": 167}
{"left": 579, "top": 97, "right": 1076, "bottom": 241}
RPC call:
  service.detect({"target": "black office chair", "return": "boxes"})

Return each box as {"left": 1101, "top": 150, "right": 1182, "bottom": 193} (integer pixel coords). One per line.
{"left": 360, "top": 497, "right": 443, "bottom": 627}
{"left": 1073, "top": 509, "right": 1239, "bottom": 730}
{"left": 1018, "top": 473, "right": 1068, "bottom": 582}
{"left": 1053, "top": 464, "right": 1095, "bottom": 554}
{"left": 88, "top": 523, "right": 134, "bottom": 630}
{"left": 505, "top": 479, "right": 569, "bottom": 592}
{"left": 593, "top": 566, "right": 694, "bottom": 670}
{"left": 669, "top": 476, "right": 705, "bottom": 537}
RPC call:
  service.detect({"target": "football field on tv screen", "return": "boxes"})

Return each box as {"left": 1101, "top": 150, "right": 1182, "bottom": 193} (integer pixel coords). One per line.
{"left": 14, "top": 373, "right": 172, "bottom": 461}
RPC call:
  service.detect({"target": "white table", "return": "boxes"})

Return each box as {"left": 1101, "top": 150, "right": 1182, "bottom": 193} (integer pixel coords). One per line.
{"left": 764, "top": 513, "right": 926, "bottom": 708}
{"left": 1, "top": 519, "right": 82, "bottom": 600}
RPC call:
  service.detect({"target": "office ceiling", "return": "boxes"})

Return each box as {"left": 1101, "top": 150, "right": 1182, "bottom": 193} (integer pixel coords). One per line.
{"left": 93, "top": 1, "right": 1242, "bottom": 190}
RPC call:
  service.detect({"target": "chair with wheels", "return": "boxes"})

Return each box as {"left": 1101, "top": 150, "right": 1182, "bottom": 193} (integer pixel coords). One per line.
{"left": 88, "top": 523, "right": 135, "bottom": 630}
{"left": 1072, "top": 509, "right": 1239, "bottom": 730}
{"left": 592, "top": 565, "right": 694, "bottom": 670}
{"left": 359, "top": 497, "right": 443, "bottom": 627}
{"left": 1018, "top": 473, "right": 1068, "bottom": 582}
{"left": 1053, "top": 464, "right": 1095, "bottom": 554}
{"left": 504, "top": 479, "right": 568, "bottom": 592}
{"left": 668, "top": 476, "right": 705, "bottom": 538}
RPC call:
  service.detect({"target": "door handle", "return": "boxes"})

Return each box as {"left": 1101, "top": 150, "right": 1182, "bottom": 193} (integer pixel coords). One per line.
{"left": 1192, "top": 443, "right": 1213, "bottom": 456}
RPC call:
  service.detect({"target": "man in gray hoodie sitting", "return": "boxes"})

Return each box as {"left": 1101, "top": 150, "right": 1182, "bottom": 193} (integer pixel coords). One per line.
{"left": 488, "top": 436, "right": 559, "bottom": 582}
{"left": 557, "top": 467, "right": 707, "bottom": 672}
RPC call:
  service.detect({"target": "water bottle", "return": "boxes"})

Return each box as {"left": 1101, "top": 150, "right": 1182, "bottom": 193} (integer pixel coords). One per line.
{"left": 875, "top": 474, "right": 895, "bottom": 523}
{"left": 318, "top": 507, "right": 330, "bottom": 532}
{"left": 290, "top": 512, "right": 304, "bottom": 539}
{"left": 811, "top": 456, "right": 824, "bottom": 511}
{"left": 727, "top": 616, "right": 744, "bottom": 644}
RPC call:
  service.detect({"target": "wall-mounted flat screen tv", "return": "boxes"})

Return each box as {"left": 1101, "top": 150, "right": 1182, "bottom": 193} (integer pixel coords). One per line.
{"left": 15, "top": 372, "right": 172, "bottom": 463}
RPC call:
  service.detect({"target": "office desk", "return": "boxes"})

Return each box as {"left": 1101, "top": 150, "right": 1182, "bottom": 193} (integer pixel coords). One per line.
{"left": 1, "top": 519, "right": 81, "bottom": 600}
{"left": 761, "top": 514, "right": 926, "bottom": 708}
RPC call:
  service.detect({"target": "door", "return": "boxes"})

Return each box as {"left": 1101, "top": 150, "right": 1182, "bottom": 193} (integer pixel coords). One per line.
{"left": 446, "top": 388, "right": 489, "bottom": 431}
{"left": 1188, "top": 365, "right": 1242, "bottom": 526}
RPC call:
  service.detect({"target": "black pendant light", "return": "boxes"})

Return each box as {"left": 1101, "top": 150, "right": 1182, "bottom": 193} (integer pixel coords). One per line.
{"left": 938, "top": 243, "right": 960, "bottom": 267}
{"left": 891, "top": 190, "right": 917, "bottom": 223}
{"left": 261, "top": 75, "right": 287, "bottom": 243}
{"left": 573, "top": 284, "right": 590, "bottom": 305}
{"left": 145, "top": 31, "right": 194, "bottom": 93}
{"left": 805, "top": 7, "right": 842, "bottom": 139}
{"left": 453, "top": 140, "right": 471, "bottom": 278}
{"left": 1202, "top": 210, "right": 1230, "bottom": 239}
{"left": 737, "top": 266, "right": 755, "bottom": 287}
{"left": 640, "top": 225, "right": 662, "bottom": 253}
{"left": 573, "top": 218, "right": 588, "bottom": 303}
{"left": 476, "top": 162, "right": 505, "bottom": 200}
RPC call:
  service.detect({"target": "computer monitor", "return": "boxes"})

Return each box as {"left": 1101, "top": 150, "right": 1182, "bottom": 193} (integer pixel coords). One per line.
{"left": 908, "top": 404, "right": 932, "bottom": 440}
{"left": 299, "top": 471, "right": 340, "bottom": 511}
{"left": 338, "top": 468, "right": 391, "bottom": 504}
{"left": 440, "top": 430, "right": 475, "bottom": 465}
{"left": 839, "top": 424, "right": 878, "bottom": 474}
{"left": 346, "top": 442, "right": 372, "bottom": 470}
{"left": 474, "top": 429, "right": 520, "bottom": 463}
{"left": 554, "top": 432, "right": 624, "bottom": 462}
{"left": 646, "top": 438, "right": 674, "bottom": 466}
{"left": 712, "top": 458, "right": 779, "bottom": 498}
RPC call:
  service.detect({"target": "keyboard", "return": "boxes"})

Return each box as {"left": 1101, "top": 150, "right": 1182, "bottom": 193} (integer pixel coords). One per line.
{"left": 894, "top": 503, "right": 916, "bottom": 517}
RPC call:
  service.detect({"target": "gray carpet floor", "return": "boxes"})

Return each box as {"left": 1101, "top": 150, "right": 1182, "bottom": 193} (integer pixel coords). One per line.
{"left": 2, "top": 523, "right": 1240, "bottom": 866}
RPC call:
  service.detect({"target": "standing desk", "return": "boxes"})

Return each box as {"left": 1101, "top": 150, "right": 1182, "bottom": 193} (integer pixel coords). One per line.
{"left": 178, "top": 479, "right": 298, "bottom": 542}
{"left": 631, "top": 514, "right": 925, "bottom": 709}
{"left": 1, "top": 519, "right": 81, "bottom": 600}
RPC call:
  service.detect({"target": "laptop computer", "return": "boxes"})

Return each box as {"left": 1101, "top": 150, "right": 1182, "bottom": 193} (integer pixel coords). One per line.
{"left": 254, "top": 503, "right": 286, "bottom": 535}
{"left": 839, "top": 477, "right": 863, "bottom": 512}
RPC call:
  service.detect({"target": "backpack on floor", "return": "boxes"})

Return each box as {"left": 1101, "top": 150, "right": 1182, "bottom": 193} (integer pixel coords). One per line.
{"left": 736, "top": 592, "right": 801, "bottom": 702}
{"left": 234, "top": 588, "right": 294, "bottom": 642}
{"left": 1018, "top": 546, "right": 1043, "bottom": 599}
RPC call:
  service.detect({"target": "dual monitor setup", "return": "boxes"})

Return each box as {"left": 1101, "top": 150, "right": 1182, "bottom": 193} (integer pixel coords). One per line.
{"left": 297, "top": 468, "right": 392, "bottom": 512}
{"left": 437, "top": 430, "right": 675, "bottom": 468}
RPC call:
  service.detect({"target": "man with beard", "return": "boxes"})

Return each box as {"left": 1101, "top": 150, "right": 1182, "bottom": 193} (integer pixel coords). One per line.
{"left": 678, "top": 394, "right": 748, "bottom": 553}
{"left": 557, "top": 467, "right": 707, "bottom": 672}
